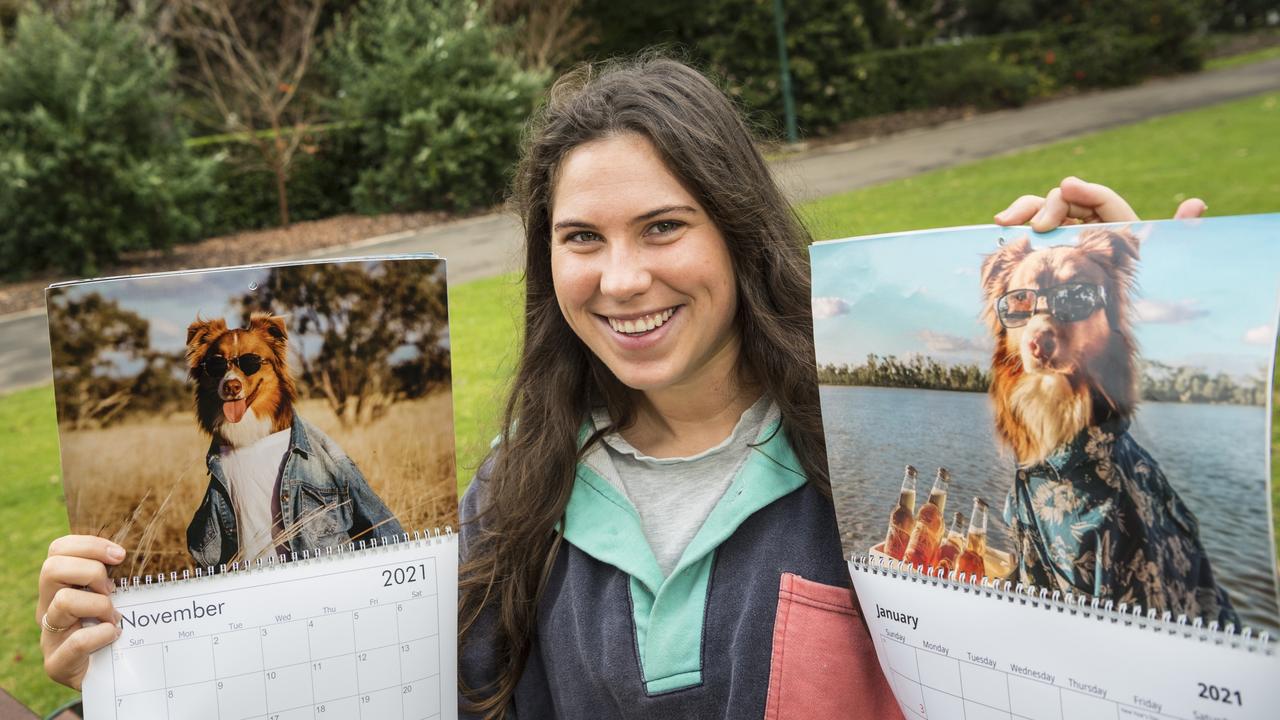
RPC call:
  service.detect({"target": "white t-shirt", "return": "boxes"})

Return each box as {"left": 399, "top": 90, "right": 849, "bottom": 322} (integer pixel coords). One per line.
{"left": 586, "top": 395, "right": 777, "bottom": 577}
{"left": 217, "top": 428, "right": 291, "bottom": 562}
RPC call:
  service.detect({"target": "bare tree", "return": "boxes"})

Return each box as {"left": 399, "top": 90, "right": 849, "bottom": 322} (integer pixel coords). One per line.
{"left": 170, "top": 0, "right": 324, "bottom": 226}
{"left": 486, "top": 0, "right": 593, "bottom": 71}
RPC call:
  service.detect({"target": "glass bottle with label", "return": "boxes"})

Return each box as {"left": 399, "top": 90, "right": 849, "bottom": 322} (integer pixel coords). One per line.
{"left": 934, "top": 511, "right": 966, "bottom": 578}
{"left": 903, "top": 467, "right": 950, "bottom": 570}
{"left": 957, "top": 497, "right": 989, "bottom": 582}
{"left": 882, "top": 465, "right": 918, "bottom": 560}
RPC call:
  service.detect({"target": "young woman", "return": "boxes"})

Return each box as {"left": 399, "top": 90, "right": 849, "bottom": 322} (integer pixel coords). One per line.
{"left": 38, "top": 56, "right": 1202, "bottom": 713}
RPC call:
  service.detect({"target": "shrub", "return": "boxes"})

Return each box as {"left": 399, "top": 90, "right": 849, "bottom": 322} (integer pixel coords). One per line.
{"left": 195, "top": 124, "right": 365, "bottom": 236}
{"left": 0, "top": 3, "right": 213, "bottom": 278}
{"left": 326, "top": 0, "right": 547, "bottom": 214}
{"left": 574, "top": 0, "right": 1206, "bottom": 137}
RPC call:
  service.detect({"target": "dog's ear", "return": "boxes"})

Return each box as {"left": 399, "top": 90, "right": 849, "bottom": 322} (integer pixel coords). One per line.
{"left": 185, "top": 317, "right": 227, "bottom": 368}
{"left": 247, "top": 313, "right": 288, "bottom": 356}
{"left": 980, "top": 237, "right": 1032, "bottom": 332}
{"left": 1076, "top": 229, "right": 1140, "bottom": 280}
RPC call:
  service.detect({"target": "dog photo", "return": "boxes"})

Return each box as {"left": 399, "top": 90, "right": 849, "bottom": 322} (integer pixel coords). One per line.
{"left": 810, "top": 215, "right": 1280, "bottom": 635}
{"left": 48, "top": 257, "right": 456, "bottom": 579}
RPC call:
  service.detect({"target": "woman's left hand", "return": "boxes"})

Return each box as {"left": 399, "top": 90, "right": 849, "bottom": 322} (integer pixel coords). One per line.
{"left": 993, "top": 176, "right": 1207, "bottom": 232}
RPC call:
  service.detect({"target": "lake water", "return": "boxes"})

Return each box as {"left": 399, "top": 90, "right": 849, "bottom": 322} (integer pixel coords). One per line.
{"left": 821, "top": 384, "right": 1279, "bottom": 637}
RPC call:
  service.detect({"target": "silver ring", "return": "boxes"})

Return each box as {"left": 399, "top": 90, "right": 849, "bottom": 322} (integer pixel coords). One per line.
{"left": 41, "top": 612, "right": 70, "bottom": 634}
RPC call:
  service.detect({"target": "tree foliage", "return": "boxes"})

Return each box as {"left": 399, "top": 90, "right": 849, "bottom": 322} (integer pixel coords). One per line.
{"left": 169, "top": 0, "right": 326, "bottom": 227}
{"left": 0, "top": 2, "right": 214, "bottom": 277}
{"left": 325, "top": 0, "right": 546, "bottom": 213}
{"left": 48, "top": 291, "right": 187, "bottom": 428}
{"left": 238, "top": 261, "right": 451, "bottom": 426}
{"left": 819, "top": 354, "right": 1268, "bottom": 406}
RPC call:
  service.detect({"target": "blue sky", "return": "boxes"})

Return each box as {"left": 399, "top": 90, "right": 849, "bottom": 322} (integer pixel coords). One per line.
{"left": 810, "top": 215, "right": 1280, "bottom": 379}
{"left": 48, "top": 257, "right": 448, "bottom": 376}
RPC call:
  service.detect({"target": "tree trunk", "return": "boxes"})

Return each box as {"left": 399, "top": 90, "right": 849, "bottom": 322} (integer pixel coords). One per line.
{"left": 274, "top": 164, "right": 291, "bottom": 227}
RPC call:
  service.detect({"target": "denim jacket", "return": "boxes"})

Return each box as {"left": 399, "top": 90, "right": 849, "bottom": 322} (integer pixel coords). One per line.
{"left": 187, "top": 414, "right": 403, "bottom": 567}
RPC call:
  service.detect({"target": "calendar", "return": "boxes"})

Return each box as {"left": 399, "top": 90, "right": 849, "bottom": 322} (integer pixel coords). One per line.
{"left": 852, "top": 558, "right": 1279, "bottom": 720}
{"left": 810, "top": 216, "right": 1280, "bottom": 720}
{"left": 81, "top": 533, "right": 458, "bottom": 720}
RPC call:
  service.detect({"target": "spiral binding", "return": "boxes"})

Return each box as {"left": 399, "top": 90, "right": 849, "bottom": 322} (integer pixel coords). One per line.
{"left": 850, "top": 553, "right": 1273, "bottom": 655}
{"left": 113, "top": 526, "right": 455, "bottom": 594}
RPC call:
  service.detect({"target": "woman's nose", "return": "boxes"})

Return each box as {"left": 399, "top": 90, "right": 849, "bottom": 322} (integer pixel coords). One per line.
{"left": 599, "top": 243, "right": 652, "bottom": 300}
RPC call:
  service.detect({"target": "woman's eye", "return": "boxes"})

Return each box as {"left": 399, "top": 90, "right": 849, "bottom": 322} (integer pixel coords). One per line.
{"left": 647, "top": 220, "right": 684, "bottom": 236}
{"left": 565, "top": 231, "right": 601, "bottom": 244}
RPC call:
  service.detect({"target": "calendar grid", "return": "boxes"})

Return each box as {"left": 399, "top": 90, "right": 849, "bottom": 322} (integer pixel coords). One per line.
{"left": 99, "top": 548, "right": 449, "bottom": 720}
{"left": 878, "top": 631, "right": 1200, "bottom": 720}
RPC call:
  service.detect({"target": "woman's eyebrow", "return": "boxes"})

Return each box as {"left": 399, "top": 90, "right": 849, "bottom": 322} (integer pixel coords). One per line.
{"left": 552, "top": 218, "right": 597, "bottom": 231}
{"left": 633, "top": 204, "right": 696, "bottom": 223}
{"left": 552, "top": 205, "right": 697, "bottom": 232}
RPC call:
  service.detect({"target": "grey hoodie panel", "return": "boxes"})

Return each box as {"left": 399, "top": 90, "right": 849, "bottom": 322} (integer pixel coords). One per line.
{"left": 459, "top": 471, "right": 851, "bottom": 719}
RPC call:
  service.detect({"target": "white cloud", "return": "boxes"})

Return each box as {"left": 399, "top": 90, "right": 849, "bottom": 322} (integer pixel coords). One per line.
{"left": 1243, "top": 325, "right": 1273, "bottom": 345}
{"left": 811, "top": 297, "right": 850, "bottom": 320}
{"left": 1134, "top": 298, "right": 1208, "bottom": 324}
{"left": 917, "top": 330, "right": 985, "bottom": 353}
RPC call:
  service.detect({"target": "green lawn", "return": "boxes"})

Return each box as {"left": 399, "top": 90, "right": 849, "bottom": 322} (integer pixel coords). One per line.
{"left": 801, "top": 91, "right": 1280, "bottom": 240}
{"left": 3, "top": 90, "right": 1279, "bottom": 715}
{"left": 0, "top": 385, "right": 77, "bottom": 714}
{"left": 1205, "top": 44, "right": 1280, "bottom": 71}
{"left": 448, "top": 272, "right": 524, "bottom": 490}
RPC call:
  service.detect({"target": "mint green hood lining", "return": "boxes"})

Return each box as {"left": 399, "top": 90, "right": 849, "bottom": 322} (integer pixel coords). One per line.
{"left": 560, "top": 418, "right": 804, "bottom": 695}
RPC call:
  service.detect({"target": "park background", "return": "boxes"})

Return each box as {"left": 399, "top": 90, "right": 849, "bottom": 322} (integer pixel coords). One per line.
{"left": 0, "top": 0, "right": 1278, "bottom": 715}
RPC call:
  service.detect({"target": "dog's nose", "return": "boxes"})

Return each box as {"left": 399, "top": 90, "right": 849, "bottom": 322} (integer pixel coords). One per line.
{"left": 224, "top": 378, "right": 242, "bottom": 396}
{"left": 1029, "top": 331, "right": 1056, "bottom": 361}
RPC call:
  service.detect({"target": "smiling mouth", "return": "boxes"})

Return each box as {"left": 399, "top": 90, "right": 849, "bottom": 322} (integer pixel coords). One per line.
{"left": 604, "top": 307, "right": 678, "bottom": 336}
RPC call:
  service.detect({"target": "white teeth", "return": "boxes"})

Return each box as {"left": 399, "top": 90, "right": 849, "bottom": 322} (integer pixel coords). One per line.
{"left": 608, "top": 308, "right": 676, "bottom": 335}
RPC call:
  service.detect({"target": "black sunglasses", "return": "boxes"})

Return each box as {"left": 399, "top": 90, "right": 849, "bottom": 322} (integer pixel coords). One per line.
{"left": 202, "top": 353, "right": 266, "bottom": 377}
{"left": 996, "top": 283, "right": 1107, "bottom": 329}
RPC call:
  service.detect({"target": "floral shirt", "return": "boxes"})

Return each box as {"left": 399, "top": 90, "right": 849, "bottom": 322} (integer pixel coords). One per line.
{"left": 1003, "top": 418, "right": 1238, "bottom": 628}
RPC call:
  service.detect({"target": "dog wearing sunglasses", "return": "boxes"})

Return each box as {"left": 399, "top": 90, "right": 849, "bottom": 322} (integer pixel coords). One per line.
{"left": 183, "top": 313, "right": 402, "bottom": 568}
{"left": 980, "top": 228, "right": 1236, "bottom": 627}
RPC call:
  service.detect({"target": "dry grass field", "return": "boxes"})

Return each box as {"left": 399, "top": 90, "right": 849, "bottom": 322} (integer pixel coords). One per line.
{"left": 58, "top": 392, "right": 457, "bottom": 580}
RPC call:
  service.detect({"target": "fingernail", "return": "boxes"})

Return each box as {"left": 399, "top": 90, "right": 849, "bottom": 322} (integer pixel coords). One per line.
{"left": 107, "top": 545, "right": 125, "bottom": 562}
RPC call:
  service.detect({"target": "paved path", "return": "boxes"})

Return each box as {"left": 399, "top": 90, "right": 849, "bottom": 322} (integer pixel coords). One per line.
{"left": 3, "top": 58, "right": 1278, "bottom": 394}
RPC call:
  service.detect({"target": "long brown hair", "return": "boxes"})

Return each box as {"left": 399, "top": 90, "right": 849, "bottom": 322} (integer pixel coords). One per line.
{"left": 458, "top": 54, "right": 828, "bottom": 716}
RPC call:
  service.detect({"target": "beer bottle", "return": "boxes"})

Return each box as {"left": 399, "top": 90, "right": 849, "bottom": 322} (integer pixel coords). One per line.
{"left": 902, "top": 467, "right": 950, "bottom": 570}
{"left": 882, "top": 465, "right": 918, "bottom": 559}
{"left": 934, "top": 511, "right": 965, "bottom": 578}
{"left": 957, "top": 498, "right": 989, "bottom": 582}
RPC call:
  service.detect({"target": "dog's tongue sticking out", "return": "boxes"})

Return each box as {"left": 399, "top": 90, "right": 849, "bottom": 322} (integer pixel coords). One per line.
{"left": 223, "top": 399, "right": 248, "bottom": 423}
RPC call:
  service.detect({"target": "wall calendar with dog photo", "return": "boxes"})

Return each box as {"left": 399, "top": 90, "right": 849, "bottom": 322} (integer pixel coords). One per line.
{"left": 810, "top": 214, "right": 1280, "bottom": 720}
{"left": 45, "top": 255, "right": 459, "bottom": 720}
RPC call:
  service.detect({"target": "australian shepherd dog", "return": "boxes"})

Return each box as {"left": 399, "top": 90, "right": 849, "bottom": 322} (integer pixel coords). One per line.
{"left": 186, "top": 314, "right": 295, "bottom": 448}
{"left": 183, "top": 313, "right": 402, "bottom": 567}
{"left": 980, "top": 228, "right": 1236, "bottom": 626}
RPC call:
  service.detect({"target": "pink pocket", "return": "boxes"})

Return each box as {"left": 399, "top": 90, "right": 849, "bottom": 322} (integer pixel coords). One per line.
{"left": 764, "top": 573, "right": 904, "bottom": 720}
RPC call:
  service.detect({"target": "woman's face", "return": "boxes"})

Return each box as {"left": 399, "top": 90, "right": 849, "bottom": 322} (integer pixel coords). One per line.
{"left": 550, "top": 133, "right": 739, "bottom": 394}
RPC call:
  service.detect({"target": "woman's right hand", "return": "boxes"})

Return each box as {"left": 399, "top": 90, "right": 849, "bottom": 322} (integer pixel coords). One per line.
{"left": 37, "top": 535, "right": 125, "bottom": 690}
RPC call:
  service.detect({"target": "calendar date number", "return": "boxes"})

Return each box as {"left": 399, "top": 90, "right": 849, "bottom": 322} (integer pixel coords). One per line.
{"left": 1197, "top": 682, "right": 1243, "bottom": 706}
{"left": 382, "top": 563, "right": 428, "bottom": 587}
